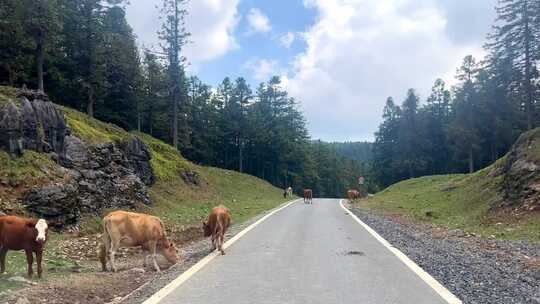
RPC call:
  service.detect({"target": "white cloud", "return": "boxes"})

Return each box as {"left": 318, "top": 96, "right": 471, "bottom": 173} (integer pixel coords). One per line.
{"left": 125, "top": 0, "right": 240, "bottom": 67}
{"left": 279, "top": 32, "right": 296, "bottom": 48}
{"left": 246, "top": 8, "right": 272, "bottom": 35}
{"left": 287, "top": 0, "right": 495, "bottom": 141}
{"left": 244, "top": 59, "right": 279, "bottom": 82}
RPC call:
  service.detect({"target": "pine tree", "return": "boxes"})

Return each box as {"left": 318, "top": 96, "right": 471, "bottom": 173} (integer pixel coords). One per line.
{"left": 159, "top": 0, "right": 190, "bottom": 149}
{"left": 487, "top": 0, "right": 540, "bottom": 130}
{"left": 21, "top": 0, "right": 61, "bottom": 92}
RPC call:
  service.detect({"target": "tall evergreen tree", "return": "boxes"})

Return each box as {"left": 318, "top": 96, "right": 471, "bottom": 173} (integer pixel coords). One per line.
{"left": 487, "top": 0, "right": 540, "bottom": 130}
{"left": 159, "top": 0, "right": 190, "bottom": 149}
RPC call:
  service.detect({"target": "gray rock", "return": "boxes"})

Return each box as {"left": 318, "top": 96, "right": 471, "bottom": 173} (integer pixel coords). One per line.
{"left": 124, "top": 137, "right": 155, "bottom": 185}
{"left": 1, "top": 88, "right": 156, "bottom": 228}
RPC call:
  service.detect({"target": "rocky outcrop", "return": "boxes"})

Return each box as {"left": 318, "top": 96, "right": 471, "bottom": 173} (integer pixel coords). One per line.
{"left": 0, "top": 92, "right": 68, "bottom": 157}
{"left": 497, "top": 128, "right": 540, "bottom": 212}
{"left": 0, "top": 88, "right": 155, "bottom": 227}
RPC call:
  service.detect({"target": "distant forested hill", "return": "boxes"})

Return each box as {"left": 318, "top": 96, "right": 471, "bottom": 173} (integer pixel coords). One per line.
{"left": 331, "top": 142, "right": 373, "bottom": 163}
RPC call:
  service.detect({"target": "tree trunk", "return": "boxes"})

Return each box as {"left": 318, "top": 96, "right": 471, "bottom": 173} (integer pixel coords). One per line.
{"left": 36, "top": 34, "right": 44, "bottom": 92}
{"left": 137, "top": 111, "right": 141, "bottom": 132}
{"left": 171, "top": 0, "right": 180, "bottom": 149}
{"left": 87, "top": 86, "right": 94, "bottom": 117}
{"left": 468, "top": 146, "right": 474, "bottom": 173}
{"left": 523, "top": 1, "right": 534, "bottom": 130}
{"left": 238, "top": 138, "right": 243, "bottom": 172}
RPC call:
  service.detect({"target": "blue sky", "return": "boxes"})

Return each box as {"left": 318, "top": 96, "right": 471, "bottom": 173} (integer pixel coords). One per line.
{"left": 126, "top": 0, "right": 497, "bottom": 142}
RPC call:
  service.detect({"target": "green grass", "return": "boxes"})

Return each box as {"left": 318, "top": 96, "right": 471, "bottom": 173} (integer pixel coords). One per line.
{"left": 0, "top": 235, "right": 75, "bottom": 295}
{"left": 60, "top": 106, "right": 132, "bottom": 145}
{"left": 0, "top": 86, "right": 19, "bottom": 107}
{"left": 0, "top": 151, "right": 61, "bottom": 187}
{"left": 359, "top": 167, "right": 540, "bottom": 242}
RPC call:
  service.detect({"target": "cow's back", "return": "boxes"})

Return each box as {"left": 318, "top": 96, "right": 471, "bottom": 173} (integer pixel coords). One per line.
{"left": 0, "top": 216, "right": 35, "bottom": 250}
{"left": 104, "top": 211, "right": 164, "bottom": 246}
{"left": 208, "top": 206, "right": 230, "bottom": 233}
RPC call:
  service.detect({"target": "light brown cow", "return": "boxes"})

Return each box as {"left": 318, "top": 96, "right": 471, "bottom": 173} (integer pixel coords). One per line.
{"left": 347, "top": 189, "right": 361, "bottom": 201}
{"left": 203, "top": 206, "right": 231, "bottom": 255}
{"left": 303, "top": 189, "right": 313, "bottom": 204}
{"left": 0, "top": 216, "right": 48, "bottom": 278}
{"left": 98, "top": 211, "right": 179, "bottom": 272}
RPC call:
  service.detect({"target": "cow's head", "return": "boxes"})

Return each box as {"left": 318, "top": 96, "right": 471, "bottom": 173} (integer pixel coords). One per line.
{"left": 35, "top": 219, "right": 48, "bottom": 244}
{"left": 202, "top": 221, "right": 212, "bottom": 237}
{"left": 159, "top": 239, "right": 180, "bottom": 264}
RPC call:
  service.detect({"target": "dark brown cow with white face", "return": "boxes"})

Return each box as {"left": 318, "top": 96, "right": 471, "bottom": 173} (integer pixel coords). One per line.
{"left": 347, "top": 189, "right": 361, "bottom": 201}
{"left": 203, "top": 206, "right": 231, "bottom": 255}
{"left": 98, "top": 211, "right": 179, "bottom": 272}
{"left": 0, "top": 216, "right": 48, "bottom": 278}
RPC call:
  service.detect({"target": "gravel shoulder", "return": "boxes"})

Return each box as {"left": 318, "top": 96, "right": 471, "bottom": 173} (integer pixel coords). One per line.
{"left": 348, "top": 203, "right": 540, "bottom": 304}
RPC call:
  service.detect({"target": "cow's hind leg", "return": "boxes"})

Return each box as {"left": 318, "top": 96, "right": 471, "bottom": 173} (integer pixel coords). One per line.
{"left": 0, "top": 247, "right": 7, "bottom": 274}
{"left": 108, "top": 239, "right": 120, "bottom": 272}
{"left": 210, "top": 235, "right": 216, "bottom": 251}
{"left": 24, "top": 250, "right": 34, "bottom": 278}
{"left": 218, "top": 233, "right": 225, "bottom": 255}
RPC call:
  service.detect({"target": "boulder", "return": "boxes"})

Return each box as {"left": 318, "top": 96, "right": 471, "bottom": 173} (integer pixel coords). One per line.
{"left": 498, "top": 129, "right": 540, "bottom": 212}
{"left": 123, "top": 137, "right": 155, "bottom": 185}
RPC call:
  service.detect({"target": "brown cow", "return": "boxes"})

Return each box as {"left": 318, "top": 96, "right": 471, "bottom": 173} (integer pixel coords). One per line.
{"left": 0, "top": 216, "right": 48, "bottom": 278}
{"left": 98, "top": 211, "right": 179, "bottom": 272}
{"left": 303, "top": 189, "right": 313, "bottom": 204}
{"left": 347, "top": 189, "right": 361, "bottom": 201}
{"left": 203, "top": 206, "right": 231, "bottom": 255}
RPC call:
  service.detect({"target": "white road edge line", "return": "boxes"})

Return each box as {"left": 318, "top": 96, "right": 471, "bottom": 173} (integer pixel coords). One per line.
{"left": 142, "top": 198, "right": 301, "bottom": 304}
{"left": 339, "top": 199, "right": 462, "bottom": 304}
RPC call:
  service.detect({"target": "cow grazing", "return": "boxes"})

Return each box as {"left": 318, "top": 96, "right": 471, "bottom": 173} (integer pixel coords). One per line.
{"left": 347, "top": 189, "right": 361, "bottom": 201}
{"left": 303, "top": 189, "right": 313, "bottom": 204}
{"left": 99, "top": 211, "right": 179, "bottom": 272}
{"left": 0, "top": 216, "right": 48, "bottom": 278}
{"left": 203, "top": 206, "right": 231, "bottom": 255}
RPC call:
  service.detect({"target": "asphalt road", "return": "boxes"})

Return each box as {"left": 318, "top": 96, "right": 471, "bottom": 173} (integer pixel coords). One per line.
{"left": 154, "top": 199, "right": 452, "bottom": 304}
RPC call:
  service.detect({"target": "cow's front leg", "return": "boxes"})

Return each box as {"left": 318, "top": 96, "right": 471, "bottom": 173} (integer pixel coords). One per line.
{"left": 0, "top": 247, "right": 7, "bottom": 274}
{"left": 25, "top": 250, "right": 34, "bottom": 278}
{"left": 148, "top": 241, "right": 161, "bottom": 272}
{"left": 36, "top": 250, "right": 43, "bottom": 278}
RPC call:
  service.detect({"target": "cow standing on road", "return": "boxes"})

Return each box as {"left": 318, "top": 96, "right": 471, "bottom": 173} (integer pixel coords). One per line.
{"left": 99, "top": 211, "right": 179, "bottom": 272}
{"left": 303, "top": 189, "right": 313, "bottom": 204}
{"left": 203, "top": 206, "right": 231, "bottom": 255}
{"left": 0, "top": 216, "right": 48, "bottom": 278}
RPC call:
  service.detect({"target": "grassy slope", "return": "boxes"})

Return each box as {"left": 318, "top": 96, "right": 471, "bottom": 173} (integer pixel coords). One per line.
{"left": 359, "top": 163, "right": 540, "bottom": 242}
{"left": 0, "top": 88, "right": 290, "bottom": 292}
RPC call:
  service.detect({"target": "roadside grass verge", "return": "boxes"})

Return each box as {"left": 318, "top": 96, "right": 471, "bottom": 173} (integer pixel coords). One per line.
{"left": 0, "top": 234, "right": 77, "bottom": 295}
{"left": 357, "top": 168, "right": 540, "bottom": 242}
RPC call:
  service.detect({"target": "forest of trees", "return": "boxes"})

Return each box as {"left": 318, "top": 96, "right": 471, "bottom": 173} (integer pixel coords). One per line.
{"left": 3, "top": 0, "right": 535, "bottom": 195}
{"left": 371, "top": 0, "right": 540, "bottom": 187}
{"left": 0, "top": 0, "right": 368, "bottom": 197}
